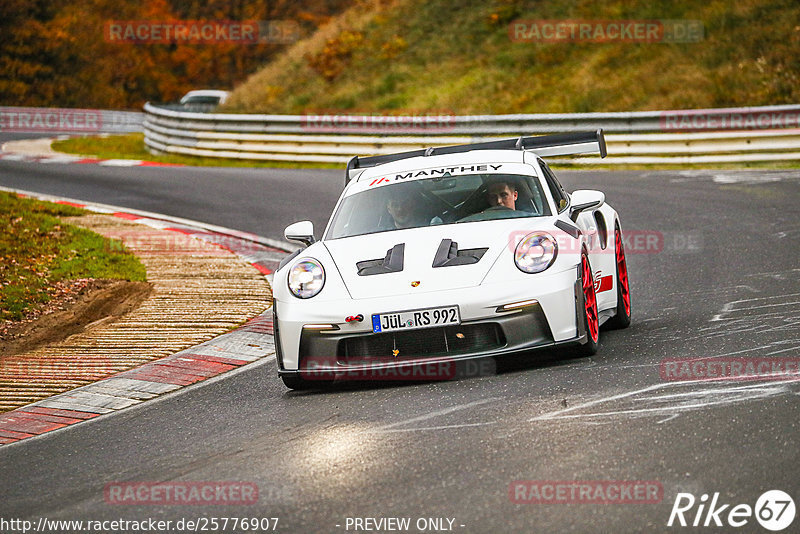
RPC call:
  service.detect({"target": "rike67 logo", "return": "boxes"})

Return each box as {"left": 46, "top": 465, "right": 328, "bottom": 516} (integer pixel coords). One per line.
{"left": 668, "top": 490, "right": 795, "bottom": 531}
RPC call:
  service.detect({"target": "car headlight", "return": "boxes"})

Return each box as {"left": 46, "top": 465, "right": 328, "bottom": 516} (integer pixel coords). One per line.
{"left": 514, "top": 232, "right": 557, "bottom": 273}
{"left": 288, "top": 258, "right": 325, "bottom": 298}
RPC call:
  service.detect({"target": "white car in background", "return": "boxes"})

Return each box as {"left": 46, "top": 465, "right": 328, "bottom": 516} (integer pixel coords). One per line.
{"left": 273, "top": 130, "right": 631, "bottom": 389}
{"left": 178, "top": 89, "right": 229, "bottom": 109}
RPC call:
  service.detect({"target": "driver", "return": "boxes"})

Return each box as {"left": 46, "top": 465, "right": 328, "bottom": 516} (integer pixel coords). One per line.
{"left": 386, "top": 192, "right": 429, "bottom": 229}
{"left": 485, "top": 180, "right": 518, "bottom": 210}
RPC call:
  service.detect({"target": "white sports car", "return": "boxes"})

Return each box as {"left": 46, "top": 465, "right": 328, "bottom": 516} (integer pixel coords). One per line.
{"left": 273, "top": 130, "right": 631, "bottom": 389}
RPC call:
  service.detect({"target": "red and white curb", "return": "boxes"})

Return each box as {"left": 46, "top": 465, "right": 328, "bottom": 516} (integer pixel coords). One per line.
{"left": 0, "top": 136, "right": 183, "bottom": 167}
{"left": 0, "top": 151, "right": 182, "bottom": 167}
{"left": 0, "top": 188, "right": 290, "bottom": 446}
{"left": 0, "top": 315, "right": 274, "bottom": 443}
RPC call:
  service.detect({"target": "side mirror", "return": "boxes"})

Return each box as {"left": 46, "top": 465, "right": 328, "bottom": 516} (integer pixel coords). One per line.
{"left": 284, "top": 220, "right": 316, "bottom": 247}
{"left": 569, "top": 190, "right": 605, "bottom": 222}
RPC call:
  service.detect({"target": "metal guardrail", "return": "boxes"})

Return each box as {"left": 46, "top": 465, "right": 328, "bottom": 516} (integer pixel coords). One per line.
{"left": 143, "top": 103, "right": 800, "bottom": 164}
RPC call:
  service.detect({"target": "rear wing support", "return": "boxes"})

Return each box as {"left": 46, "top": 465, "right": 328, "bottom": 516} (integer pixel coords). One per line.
{"left": 344, "top": 129, "right": 606, "bottom": 185}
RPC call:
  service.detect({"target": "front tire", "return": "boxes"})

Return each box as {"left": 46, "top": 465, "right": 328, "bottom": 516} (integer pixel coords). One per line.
{"left": 578, "top": 251, "right": 599, "bottom": 356}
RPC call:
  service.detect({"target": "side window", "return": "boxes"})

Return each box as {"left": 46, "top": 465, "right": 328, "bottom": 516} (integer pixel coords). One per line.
{"left": 539, "top": 160, "right": 568, "bottom": 213}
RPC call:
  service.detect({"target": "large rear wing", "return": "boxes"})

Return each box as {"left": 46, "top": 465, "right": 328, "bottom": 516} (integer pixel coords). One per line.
{"left": 345, "top": 129, "right": 606, "bottom": 185}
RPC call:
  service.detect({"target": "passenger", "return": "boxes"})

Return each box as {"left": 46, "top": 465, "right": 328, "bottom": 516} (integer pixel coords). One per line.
{"left": 386, "top": 192, "right": 429, "bottom": 229}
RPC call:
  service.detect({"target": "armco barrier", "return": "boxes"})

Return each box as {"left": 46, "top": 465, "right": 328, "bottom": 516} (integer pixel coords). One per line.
{"left": 143, "top": 103, "right": 800, "bottom": 164}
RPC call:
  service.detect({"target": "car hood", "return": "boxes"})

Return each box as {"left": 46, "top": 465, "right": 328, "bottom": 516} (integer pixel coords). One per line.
{"left": 323, "top": 217, "right": 557, "bottom": 299}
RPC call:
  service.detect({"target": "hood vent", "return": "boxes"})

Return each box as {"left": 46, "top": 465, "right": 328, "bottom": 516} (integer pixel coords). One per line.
{"left": 357, "top": 243, "right": 405, "bottom": 276}
{"left": 432, "top": 239, "right": 488, "bottom": 268}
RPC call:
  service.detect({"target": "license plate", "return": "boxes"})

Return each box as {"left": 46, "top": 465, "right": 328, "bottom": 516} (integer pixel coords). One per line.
{"left": 372, "top": 306, "right": 460, "bottom": 333}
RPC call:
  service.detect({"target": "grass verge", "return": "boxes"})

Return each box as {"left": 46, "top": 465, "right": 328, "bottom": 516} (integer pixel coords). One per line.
{"left": 0, "top": 192, "right": 147, "bottom": 321}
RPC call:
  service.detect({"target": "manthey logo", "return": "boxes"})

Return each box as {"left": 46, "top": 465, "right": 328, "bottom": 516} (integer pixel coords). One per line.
{"left": 367, "top": 164, "right": 505, "bottom": 187}
{"left": 667, "top": 490, "right": 795, "bottom": 531}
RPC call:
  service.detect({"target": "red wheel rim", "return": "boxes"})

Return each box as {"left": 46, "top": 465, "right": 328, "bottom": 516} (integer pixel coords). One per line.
{"left": 615, "top": 228, "right": 631, "bottom": 316}
{"left": 582, "top": 254, "right": 599, "bottom": 343}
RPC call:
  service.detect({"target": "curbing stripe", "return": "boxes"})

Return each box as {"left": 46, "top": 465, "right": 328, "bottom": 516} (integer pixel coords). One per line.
{"left": 55, "top": 200, "right": 86, "bottom": 208}
{"left": 34, "top": 400, "right": 114, "bottom": 414}
{"left": 98, "top": 159, "right": 145, "bottom": 166}
{"left": 0, "top": 428, "right": 36, "bottom": 439}
{"left": 0, "top": 319, "right": 278, "bottom": 443}
{"left": 112, "top": 211, "right": 143, "bottom": 220}
{"left": 37, "top": 156, "right": 84, "bottom": 164}
{"left": 251, "top": 263, "right": 273, "bottom": 275}
{"left": 0, "top": 416, "right": 67, "bottom": 434}
{"left": 21, "top": 407, "right": 102, "bottom": 419}
{"left": 5, "top": 412, "right": 83, "bottom": 425}
{"left": 0, "top": 152, "right": 181, "bottom": 167}
{"left": 184, "top": 354, "right": 251, "bottom": 366}
{"left": 138, "top": 161, "right": 184, "bottom": 167}
{"left": 87, "top": 387, "right": 158, "bottom": 401}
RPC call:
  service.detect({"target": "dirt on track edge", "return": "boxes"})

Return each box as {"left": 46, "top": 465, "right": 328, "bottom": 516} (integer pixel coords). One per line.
{"left": 0, "top": 280, "right": 153, "bottom": 357}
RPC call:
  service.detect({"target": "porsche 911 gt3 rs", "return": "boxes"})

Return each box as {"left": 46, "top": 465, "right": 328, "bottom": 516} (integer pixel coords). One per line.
{"left": 273, "top": 130, "right": 631, "bottom": 389}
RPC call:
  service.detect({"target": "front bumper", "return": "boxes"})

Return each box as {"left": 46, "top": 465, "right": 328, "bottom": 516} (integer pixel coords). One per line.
{"left": 275, "top": 265, "right": 583, "bottom": 374}
{"left": 278, "top": 319, "right": 584, "bottom": 383}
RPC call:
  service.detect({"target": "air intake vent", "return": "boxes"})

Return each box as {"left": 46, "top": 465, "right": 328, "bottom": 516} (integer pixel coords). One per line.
{"left": 338, "top": 323, "right": 505, "bottom": 363}
{"left": 357, "top": 243, "right": 405, "bottom": 276}
{"left": 432, "top": 239, "right": 488, "bottom": 267}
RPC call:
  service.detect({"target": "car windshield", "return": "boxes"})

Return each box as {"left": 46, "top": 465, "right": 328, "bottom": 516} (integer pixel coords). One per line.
{"left": 326, "top": 173, "right": 551, "bottom": 239}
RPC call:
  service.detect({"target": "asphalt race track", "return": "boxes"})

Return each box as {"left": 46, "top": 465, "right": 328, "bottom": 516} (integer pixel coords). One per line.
{"left": 1, "top": 143, "right": 799, "bottom": 532}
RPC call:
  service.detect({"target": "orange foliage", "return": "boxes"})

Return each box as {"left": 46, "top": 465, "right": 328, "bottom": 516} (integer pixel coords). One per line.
{"left": 305, "top": 30, "right": 364, "bottom": 81}
{"left": 0, "top": 0, "right": 351, "bottom": 109}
